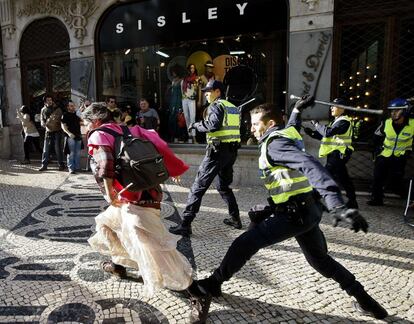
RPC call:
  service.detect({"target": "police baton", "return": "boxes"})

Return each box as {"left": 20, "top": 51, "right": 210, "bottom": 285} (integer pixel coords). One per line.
{"left": 290, "top": 94, "right": 383, "bottom": 115}
{"left": 238, "top": 97, "right": 256, "bottom": 112}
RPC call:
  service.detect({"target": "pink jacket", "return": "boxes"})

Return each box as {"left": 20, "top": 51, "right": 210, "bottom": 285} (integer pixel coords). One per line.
{"left": 88, "top": 123, "right": 189, "bottom": 201}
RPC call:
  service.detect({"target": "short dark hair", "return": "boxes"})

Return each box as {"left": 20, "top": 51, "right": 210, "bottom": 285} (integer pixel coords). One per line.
{"left": 250, "top": 103, "right": 284, "bottom": 125}
{"left": 106, "top": 96, "right": 116, "bottom": 103}
{"left": 43, "top": 94, "right": 53, "bottom": 103}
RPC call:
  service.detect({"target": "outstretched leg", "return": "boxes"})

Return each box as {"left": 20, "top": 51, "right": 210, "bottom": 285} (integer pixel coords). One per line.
{"left": 295, "top": 224, "right": 388, "bottom": 319}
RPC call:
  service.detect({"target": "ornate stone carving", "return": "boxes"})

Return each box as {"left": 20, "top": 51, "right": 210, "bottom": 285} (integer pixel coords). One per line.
{"left": 17, "top": 0, "right": 98, "bottom": 44}
{"left": 301, "top": 0, "right": 320, "bottom": 11}
{"left": 0, "top": 0, "right": 16, "bottom": 39}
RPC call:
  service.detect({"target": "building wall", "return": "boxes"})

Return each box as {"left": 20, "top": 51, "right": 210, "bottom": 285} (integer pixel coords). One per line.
{"left": 0, "top": 0, "right": 334, "bottom": 186}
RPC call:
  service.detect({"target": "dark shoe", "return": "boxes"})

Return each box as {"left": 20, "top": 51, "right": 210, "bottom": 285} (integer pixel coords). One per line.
{"left": 347, "top": 282, "right": 388, "bottom": 319}
{"left": 100, "top": 261, "right": 127, "bottom": 278}
{"left": 189, "top": 293, "right": 212, "bottom": 324}
{"left": 346, "top": 200, "right": 359, "bottom": 209}
{"left": 223, "top": 217, "right": 242, "bottom": 229}
{"left": 197, "top": 276, "right": 223, "bottom": 297}
{"left": 366, "top": 199, "right": 383, "bottom": 206}
{"left": 21, "top": 159, "right": 31, "bottom": 165}
{"left": 352, "top": 299, "right": 388, "bottom": 319}
{"left": 58, "top": 165, "right": 66, "bottom": 171}
{"left": 169, "top": 223, "right": 192, "bottom": 236}
{"left": 69, "top": 170, "right": 76, "bottom": 174}
{"left": 38, "top": 166, "right": 47, "bottom": 171}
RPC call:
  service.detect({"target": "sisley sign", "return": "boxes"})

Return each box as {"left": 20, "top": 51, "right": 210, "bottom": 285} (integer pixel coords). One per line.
{"left": 99, "top": 0, "right": 284, "bottom": 52}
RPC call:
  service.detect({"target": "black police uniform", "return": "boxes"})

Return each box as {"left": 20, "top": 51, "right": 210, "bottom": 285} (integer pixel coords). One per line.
{"left": 169, "top": 97, "right": 240, "bottom": 236}
{"left": 305, "top": 117, "right": 358, "bottom": 208}
{"left": 191, "top": 109, "right": 387, "bottom": 321}
{"left": 369, "top": 119, "right": 412, "bottom": 205}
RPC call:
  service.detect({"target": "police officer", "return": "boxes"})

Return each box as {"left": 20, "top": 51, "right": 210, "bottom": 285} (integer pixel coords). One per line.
{"left": 368, "top": 98, "right": 414, "bottom": 206}
{"left": 187, "top": 98, "right": 387, "bottom": 323}
{"left": 169, "top": 80, "right": 242, "bottom": 236}
{"left": 304, "top": 98, "right": 358, "bottom": 209}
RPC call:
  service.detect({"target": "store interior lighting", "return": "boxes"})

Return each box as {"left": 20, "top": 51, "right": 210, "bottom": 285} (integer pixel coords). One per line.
{"left": 155, "top": 50, "right": 169, "bottom": 58}
{"left": 230, "top": 50, "right": 245, "bottom": 55}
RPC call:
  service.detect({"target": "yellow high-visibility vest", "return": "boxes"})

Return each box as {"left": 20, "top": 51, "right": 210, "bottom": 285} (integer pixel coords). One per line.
{"left": 379, "top": 118, "right": 414, "bottom": 157}
{"left": 259, "top": 127, "right": 313, "bottom": 204}
{"left": 319, "top": 115, "right": 354, "bottom": 157}
{"left": 206, "top": 99, "right": 240, "bottom": 143}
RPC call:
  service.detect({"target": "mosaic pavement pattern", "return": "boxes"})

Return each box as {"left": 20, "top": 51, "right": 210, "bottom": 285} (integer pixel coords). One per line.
{"left": 0, "top": 160, "right": 413, "bottom": 323}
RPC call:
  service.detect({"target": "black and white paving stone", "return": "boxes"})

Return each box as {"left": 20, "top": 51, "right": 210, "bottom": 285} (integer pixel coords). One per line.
{"left": 0, "top": 160, "right": 413, "bottom": 323}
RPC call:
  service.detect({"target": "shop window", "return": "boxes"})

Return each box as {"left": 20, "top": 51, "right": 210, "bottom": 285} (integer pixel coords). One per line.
{"left": 96, "top": 0, "right": 287, "bottom": 144}
{"left": 98, "top": 32, "right": 285, "bottom": 144}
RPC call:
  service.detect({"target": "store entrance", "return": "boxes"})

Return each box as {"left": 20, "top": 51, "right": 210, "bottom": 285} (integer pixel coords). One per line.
{"left": 20, "top": 18, "right": 70, "bottom": 133}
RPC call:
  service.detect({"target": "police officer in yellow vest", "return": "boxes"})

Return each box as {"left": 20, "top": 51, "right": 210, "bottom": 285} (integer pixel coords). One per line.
{"left": 367, "top": 98, "right": 414, "bottom": 206}
{"left": 169, "top": 80, "right": 241, "bottom": 236}
{"left": 304, "top": 98, "right": 358, "bottom": 209}
{"left": 187, "top": 98, "right": 387, "bottom": 323}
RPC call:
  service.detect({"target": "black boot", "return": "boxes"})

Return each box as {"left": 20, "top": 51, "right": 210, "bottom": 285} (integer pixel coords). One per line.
{"left": 169, "top": 222, "right": 192, "bottom": 236}
{"left": 346, "top": 199, "right": 359, "bottom": 209}
{"left": 347, "top": 282, "right": 388, "bottom": 319}
{"left": 223, "top": 215, "right": 242, "bottom": 229}
{"left": 197, "top": 276, "right": 223, "bottom": 297}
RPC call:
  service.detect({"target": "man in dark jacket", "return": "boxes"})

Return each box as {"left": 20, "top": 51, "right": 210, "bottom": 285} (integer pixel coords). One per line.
{"left": 304, "top": 98, "right": 358, "bottom": 208}
{"left": 187, "top": 97, "right": 388, "bottom": 323}
{"left": 169, "top": 80, "right": 242, "bottom": 236}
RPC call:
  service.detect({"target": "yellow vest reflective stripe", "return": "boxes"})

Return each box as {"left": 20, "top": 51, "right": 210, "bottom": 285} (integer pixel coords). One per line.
{"left": 319, "top": 115, "right": 354, "bottom": 157}
{"left": 259, "top": 127, "right": 313, "bottom": 204}
{"left": 380, "top": 118, "right": 414, "bottom": 157}
{"left": 207, "top": 99, "right": 241, "bottom": 143}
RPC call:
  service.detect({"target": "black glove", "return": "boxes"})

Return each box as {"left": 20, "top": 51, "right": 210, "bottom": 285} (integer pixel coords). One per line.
{"left": 293, "top": 95, "right": 315, "bottom": 111}
{"left": 310, "top": 120, "right": 318, "bottom": 127}
{"left": 188, "top": 122, "right": 196, "bottom": 132}
{"left": 331, "top": 206, "right": 369, "bottom": 233}
{"left": 303, "top": 127, "right": 314, "bottom": 136}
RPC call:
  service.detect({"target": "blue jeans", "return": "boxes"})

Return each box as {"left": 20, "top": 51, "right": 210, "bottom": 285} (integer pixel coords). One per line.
{"left": 67, "top": 138, "right": 82, "bottom": 171}
{"left": 41, "top": 131, "right": 64, "bottom": 167}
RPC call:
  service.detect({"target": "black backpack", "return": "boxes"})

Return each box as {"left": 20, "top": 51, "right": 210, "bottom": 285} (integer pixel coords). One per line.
{"left": 90, "top": 125, "right": 169, "bottom": 192}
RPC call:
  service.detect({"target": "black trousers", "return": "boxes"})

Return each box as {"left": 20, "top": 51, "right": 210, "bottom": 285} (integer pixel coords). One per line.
{"left": 371, "top": 155, "right": 407, "bottom": 200}
{"left": 23, "top": 135, "right": 42, "bottom": 160}
{"left": 182, "top": 143, "right": 239, "bottom": 224}
{"left": 325, "top": 150, "right": 356, "bottom": 202}
{"left": 211, "top": 194, "right": 357, "bottom": 291}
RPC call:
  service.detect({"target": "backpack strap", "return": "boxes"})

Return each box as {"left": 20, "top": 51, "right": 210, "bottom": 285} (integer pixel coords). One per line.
{"left": 87, "top": 126, "right": 124, "bottom": 159}
{"left": 120, "top": 125, "right": 133, "bottom": 139}
{"left": 88, "top": 126, "right": 122, "bottom": 138}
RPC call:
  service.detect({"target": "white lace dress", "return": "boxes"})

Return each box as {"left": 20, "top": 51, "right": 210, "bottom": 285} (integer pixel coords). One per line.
{"left": 88, "top": 203, "right": 193, "bottom": 296}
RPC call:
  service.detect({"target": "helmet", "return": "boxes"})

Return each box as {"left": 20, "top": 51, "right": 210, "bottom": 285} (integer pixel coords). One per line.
{"left": 387, "top": 98, "right": 410, "bottom": 110}
{"left": 332, "top": 98, "right": 346, "bottom": 106}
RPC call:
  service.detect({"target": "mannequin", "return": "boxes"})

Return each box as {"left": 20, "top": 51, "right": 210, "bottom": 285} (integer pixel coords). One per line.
{"left": 167, "top": 66, "right": 183, "bottom": 143}
{"left": 181, "top": 63, "right": 199, "bottom": 143}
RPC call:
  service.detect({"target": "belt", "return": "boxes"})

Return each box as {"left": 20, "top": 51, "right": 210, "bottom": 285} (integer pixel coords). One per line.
{"left": 134, "top": 200, "right": 161, "bottom": 209}
{"left": 274, "top": 192, "right": 315, "bottom": 214}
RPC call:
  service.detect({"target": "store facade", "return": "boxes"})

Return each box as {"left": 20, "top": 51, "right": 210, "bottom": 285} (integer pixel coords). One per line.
{"left": 0, "top": 0, "right": 336, "bottom": 184}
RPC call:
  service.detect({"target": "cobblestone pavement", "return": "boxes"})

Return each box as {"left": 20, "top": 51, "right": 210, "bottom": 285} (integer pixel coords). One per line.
{"left": 0, "top": 159, "right": 413, "bottom": 324}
